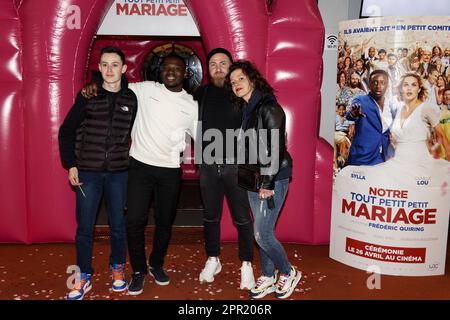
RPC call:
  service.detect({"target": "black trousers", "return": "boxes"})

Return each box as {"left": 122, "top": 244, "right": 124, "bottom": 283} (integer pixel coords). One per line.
{"left": 199, "top": 164, "right": 254, "bottom": 262}
{"left": 126, "top": 158, "right": 182, "bottom": 273}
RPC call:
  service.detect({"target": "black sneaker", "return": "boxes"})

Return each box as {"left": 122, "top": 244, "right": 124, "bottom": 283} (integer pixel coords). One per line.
{"left": 128, "top": 272, "right": 145, "bottom": 295}
{"left": 149, "top": 267, "right": 170, "bottom": 286}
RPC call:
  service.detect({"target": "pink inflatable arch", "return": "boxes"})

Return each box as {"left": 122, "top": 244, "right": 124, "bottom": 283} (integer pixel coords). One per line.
{"left": 0, "top": 0, "right": 333, "bottom": 244}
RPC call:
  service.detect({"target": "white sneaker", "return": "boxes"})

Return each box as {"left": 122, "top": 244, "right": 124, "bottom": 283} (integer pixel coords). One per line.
{"left": 275, "top": 266, "right": 302, "bottom": 299}
{"left": 240, "top": 261, "right": 255, "bottom": 290}
{"left": 249, "top": 273, "right": 277, "bottom": 299}
{"left": 199, "top": 257, "right": 222, "bottom": 283}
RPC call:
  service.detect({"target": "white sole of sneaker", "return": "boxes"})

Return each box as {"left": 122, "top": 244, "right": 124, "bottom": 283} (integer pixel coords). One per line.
{"left": 240, "top": 282, "right": 255, "bottom": 290}
{"left": 67, "top": 283, "right": 92, "bottom": 300}
{"left": 276, "top": 271, "right": 302, "bottom": 299}
{"left": 250, "top": 286, "right": 276, "bottom": 299}
{"left": 127, "top": 288, "right": 143, "bottom": 296}
{"left": 199, "top": 264, "right": 222, "bottom": 284}
{"left": 149, "top": 271, "right": 170, "bottom": 286}
{"left": 112, "top": 285, "right": 128, "bottom": 293}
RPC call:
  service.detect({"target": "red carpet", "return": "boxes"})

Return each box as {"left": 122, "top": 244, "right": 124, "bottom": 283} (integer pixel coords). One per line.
{"left": 0, "top": 227, "right": 449, "bottom": 300}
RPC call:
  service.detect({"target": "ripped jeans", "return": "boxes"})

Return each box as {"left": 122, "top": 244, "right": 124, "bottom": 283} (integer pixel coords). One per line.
{"left": 248, "top": 178, "right": 291, "bottom": 277}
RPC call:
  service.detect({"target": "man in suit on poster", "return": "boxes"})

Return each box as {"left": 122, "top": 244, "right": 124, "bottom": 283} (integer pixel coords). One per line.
{"left": 346, "top": 70, "right": 396, "bottom": 166}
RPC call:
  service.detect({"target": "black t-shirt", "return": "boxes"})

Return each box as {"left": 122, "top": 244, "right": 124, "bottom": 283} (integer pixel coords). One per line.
{"left": 105, "top": 89, "right": 120, "bottom": 119}
{"left": 196, "top": 85, "right": 242, "bottom": 164}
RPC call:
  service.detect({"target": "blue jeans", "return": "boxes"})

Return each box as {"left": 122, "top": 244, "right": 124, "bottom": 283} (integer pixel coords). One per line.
{"left": 75, "top": 170, "right": 128, "bottom": 274}
{"left": 248, "top": 179, "right": 291, "bottom": 277}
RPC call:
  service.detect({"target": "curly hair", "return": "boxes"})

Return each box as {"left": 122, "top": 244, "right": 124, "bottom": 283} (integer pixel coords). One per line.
{"left": 396, "top": 72, "right": 429, "bottom": 102}
{"left": 225, "top": 60, "right": 275, "bottom": 109}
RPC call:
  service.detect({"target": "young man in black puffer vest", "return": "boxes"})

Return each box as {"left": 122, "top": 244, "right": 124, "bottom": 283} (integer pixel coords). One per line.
{"left": 59, "top": 46, "right": 137, "bottom": 300}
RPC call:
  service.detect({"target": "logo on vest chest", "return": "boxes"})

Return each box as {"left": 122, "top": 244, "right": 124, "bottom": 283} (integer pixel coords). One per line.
{"left": 121, "top": 106, "right": 129, "bottom": 112}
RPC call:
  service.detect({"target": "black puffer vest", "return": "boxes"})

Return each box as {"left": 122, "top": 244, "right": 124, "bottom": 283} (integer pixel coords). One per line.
{"left": 75, "top": 86, "right": 137, "bottom": 171}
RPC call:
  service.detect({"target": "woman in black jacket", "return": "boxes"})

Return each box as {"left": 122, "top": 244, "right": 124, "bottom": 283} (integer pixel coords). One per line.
{"left": 226, "top": 60, "right": 301, "bottom": 299}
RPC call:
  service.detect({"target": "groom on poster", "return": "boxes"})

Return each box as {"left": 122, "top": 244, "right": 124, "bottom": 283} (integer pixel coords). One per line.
{"left": 346, "top": 70, "right": 395, "bottom": 166}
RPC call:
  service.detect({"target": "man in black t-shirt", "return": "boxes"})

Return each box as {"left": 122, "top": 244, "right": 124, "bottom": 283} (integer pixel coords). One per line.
{"left": 194, "top": 48, "right": 255, "bottom": 290}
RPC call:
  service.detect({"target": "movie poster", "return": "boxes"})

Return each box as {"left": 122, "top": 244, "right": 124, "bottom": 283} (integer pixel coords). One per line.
{"left": 330, "top": 16, "right": 450, "bottom": 276}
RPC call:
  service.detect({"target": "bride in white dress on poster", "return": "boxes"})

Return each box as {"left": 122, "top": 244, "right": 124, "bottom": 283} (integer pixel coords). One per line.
{"left": 386, "top": 72, "right": 450, "bottom": 183}
{"left": 336, "top": 72, "right": 450, "bottom": 188}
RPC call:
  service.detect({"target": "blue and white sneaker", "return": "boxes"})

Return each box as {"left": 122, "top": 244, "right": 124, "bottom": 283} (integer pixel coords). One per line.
{"left": 66, "top": 272, "right": 92, "bottom": 300}
{"left": 111, "top": 263, "right": 128, "bottom": 292}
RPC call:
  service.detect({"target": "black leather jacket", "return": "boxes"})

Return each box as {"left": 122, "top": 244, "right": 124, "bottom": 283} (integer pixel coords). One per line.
{"left": 239, "top": 94, "right": 292, "bottom": 190}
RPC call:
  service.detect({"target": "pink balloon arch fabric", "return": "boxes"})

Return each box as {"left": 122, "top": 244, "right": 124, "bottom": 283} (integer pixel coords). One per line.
{"left": 0, "top": 0, "right": 332, "bottom": 244}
